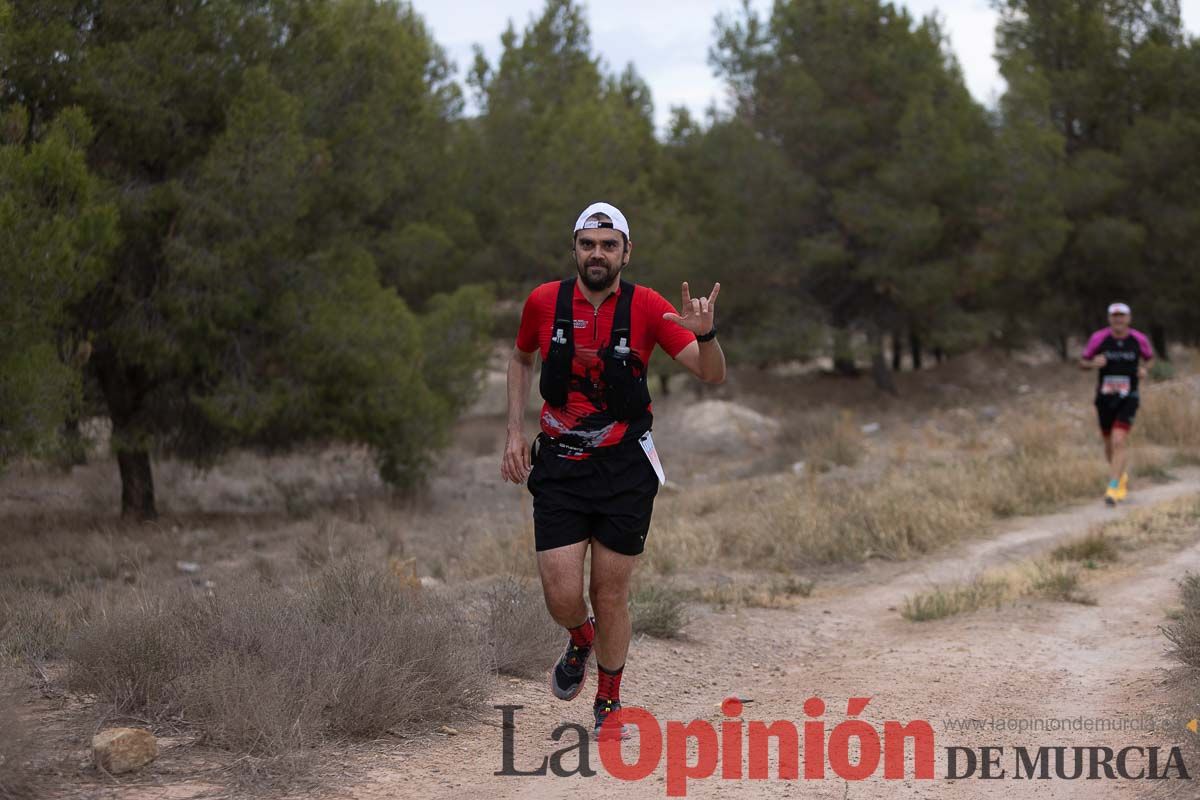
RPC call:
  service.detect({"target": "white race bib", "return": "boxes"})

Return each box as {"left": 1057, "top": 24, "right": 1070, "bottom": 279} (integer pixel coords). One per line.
{"left": 638, "top": 431, "right": 666, "bottom": 486}
{"left": 1101, "top": 375, "right": 1132, "bottom": 396}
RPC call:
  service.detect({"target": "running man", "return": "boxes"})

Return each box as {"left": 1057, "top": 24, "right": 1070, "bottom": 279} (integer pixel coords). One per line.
{"left": 500, "top": 202, "right": 725, "bottom": 738}
{"left": 1080, "top": 302, "right": 1154, "bottom": 505}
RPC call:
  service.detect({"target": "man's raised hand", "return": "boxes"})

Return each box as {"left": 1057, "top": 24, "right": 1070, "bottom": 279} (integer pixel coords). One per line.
{"left": 662, "top": 281, "right": 720, "bottom": 336}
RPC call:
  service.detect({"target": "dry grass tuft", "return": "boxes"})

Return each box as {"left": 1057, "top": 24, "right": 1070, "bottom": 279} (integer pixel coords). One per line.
{"left": 1163, "top": 569, "right": 1200, "bottom": 778}
{"left": 1028, "top": 561, "right": 1094, "bottom": 605}
{"left": 647, "top": 414, "right": 1105, "bottom": 572}
{"left": 459, "top": 521, "right": 538, "bottom": 580}
{"left": 629, "top": 584, "right": 690, "bottom": 638}
{"left": 1180, "top": 572, "right": 1200, "bottom": 612}
{"left": 901, "top": 576, "right": 1011, "bottom": 621}
{"left": 1140, "top": 383, "right": 1200, "bottom": 449}
{"left": 902, "top": 559, "right": 1096, "bottom": 622}
{"left": 697, "top": 576, "right": 815, "bottom": 611}
{"left": 67, "top": 560, "right": 492, "bottom": 755}
{"left": 2, "top": 527, "right": 151, "bottom": 596}
{"left": 483, "top": 577, "right": 561, "bottom": 677}
{"left": 1051, "top": 533, "right": 1119, "bottom": 565}
{"left": 1, "top": 590, "right": 91, "bottom": 664}
{"left": 1164, "top": 573, "right": 1200, "bottom": 671}
{"left": 1097, "top": 493, "right": 1200, "bottom": 549}
{"left": 903, "top": 493, "right": 1200, "bottom": 623}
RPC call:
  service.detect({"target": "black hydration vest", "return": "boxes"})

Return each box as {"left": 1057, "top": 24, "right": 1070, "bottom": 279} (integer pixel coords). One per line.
{"left": 539, "top": 278, "right": 652, "bottom": 422}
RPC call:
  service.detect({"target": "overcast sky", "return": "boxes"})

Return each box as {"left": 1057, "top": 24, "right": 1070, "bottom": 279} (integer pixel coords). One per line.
{"left": 412, "top": 0, "right": 1200, "bottom": 132}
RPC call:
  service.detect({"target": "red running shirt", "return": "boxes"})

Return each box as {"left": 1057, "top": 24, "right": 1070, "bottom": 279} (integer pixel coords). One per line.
{"left": 516, "top": 280, "right": 695, "bottom": 451}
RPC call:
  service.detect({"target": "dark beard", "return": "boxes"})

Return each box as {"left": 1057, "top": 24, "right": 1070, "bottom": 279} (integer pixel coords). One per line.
{"left": 578, "top": 261, "right": 618, "bottom": 291}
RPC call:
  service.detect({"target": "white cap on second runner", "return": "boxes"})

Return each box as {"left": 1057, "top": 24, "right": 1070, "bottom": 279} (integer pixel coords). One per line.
{"left": 1108, "top": 302, "right": 1131, "bottom": 315}
{"left": 574, "top": 202, "right": 630, "bottom": 241}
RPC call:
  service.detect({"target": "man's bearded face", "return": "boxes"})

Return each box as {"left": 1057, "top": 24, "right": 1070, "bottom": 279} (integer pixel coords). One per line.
{"left": 573, "top": 222, "right": 630, "bottom": 291}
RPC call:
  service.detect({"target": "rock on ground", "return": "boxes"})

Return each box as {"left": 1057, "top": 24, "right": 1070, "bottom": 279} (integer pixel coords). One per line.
{"left": 673, "top": 400, "right": 781, "bottom": 454}
{"left": 92, "top": 727, "right": 157, "bottom": 774}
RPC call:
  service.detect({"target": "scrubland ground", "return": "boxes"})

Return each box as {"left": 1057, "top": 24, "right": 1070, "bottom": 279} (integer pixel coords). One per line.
{"left": 4, "top": 347, "right": 1200, "bottom": 799}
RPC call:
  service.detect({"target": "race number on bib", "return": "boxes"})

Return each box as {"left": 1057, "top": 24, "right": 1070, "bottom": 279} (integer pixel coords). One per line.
{"left": 1101, "top": 375, "right": 1132, "bottom": 396}
{"left": 638, "top": 431, "right": 666, "bottom": 486}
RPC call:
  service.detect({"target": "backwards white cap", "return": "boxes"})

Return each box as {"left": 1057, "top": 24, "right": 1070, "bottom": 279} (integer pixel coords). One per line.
{"left": 1108, "top": 302, "right": 1131, "bottom": 315}
{"left": 573, "top": 202, "right": 630, "bottom": 240}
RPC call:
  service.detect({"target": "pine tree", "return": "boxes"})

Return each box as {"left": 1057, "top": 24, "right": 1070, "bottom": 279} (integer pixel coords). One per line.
{"left": 2, "top": 0, "right": 490, "bottom": 517}
{"left": 0, "top": 104, "right": 118, "bottom": 466}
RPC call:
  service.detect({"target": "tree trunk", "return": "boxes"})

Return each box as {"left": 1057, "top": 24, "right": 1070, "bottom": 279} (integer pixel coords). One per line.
{"left": 659, "top": 372, "right": 670, "bottom": 397}
{"left": 117, "top": 446, "right": 157, "bottom": 521}
{"left": 832, "top": 327, "right": 858, "bottom": 376}
{"left": 934, "top": 347, "right": 945, "bottom": 364}
{"left": 1057, "top": 335, "right": 1068, "bottom": 362}
{"left": 868, "top": 328, "right": 897, "bottom": 395}
{"left": 891, "top": 329, "right": 903, "bottom": 371}
{"left": 1151, "top": 324, "right": 1169, "bottom": 361}
{"left": 93, "top": 349, "right": 158, "bottom": 519}
{"left": 909, "top": 332, "right": 923, "bottom": 371}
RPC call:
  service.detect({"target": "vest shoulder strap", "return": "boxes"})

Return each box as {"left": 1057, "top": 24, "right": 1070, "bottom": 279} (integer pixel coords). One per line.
{"left": 610, "top": 279, "right": 636, "bottom": 347}
{"left": 551, "top": 277, "right": 575, "bottom": 346}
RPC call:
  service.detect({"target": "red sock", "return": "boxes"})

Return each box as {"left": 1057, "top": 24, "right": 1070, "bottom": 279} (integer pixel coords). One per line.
{"left": 596, "top": 663, "right": 623, "bottom": 703}
{"left": 568, "top": 618, "right": 594, "bottom": 648}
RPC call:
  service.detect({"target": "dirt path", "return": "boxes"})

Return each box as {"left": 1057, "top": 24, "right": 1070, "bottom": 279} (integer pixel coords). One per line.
{"left": 317, "top": 473, "right": 1200, "bottom": 800}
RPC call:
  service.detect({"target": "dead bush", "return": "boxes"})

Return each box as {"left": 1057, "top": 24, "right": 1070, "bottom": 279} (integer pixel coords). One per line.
{"left": 1141, "top": 384, "right": 1200, "bottom": 449}
{"left": 483, "top": 577, "right": 560, "bottom": 677}
{"left": 1, "top": 590, "right": 83, "bottom": 664}
{"left": 1165, "top": 572, "right": 1200, "bottom": 671}
{"left": 1051, "top": 533, "right": 1118, "bottom": 565}
{"left": 645, "top": 410, "right": 1110, "bottom": 572}
{"left": 67, "top": 560, "right": 492, "bottom": 755}
{"left": 630, "top": 584, "right": 689, "bottom": 638}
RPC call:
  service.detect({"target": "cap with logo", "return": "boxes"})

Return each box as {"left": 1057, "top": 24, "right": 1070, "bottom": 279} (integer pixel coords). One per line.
{"left": 574, "top": 202, "right": 630, "bottom": 241}
{"left": 1108, "top": 302, "right": 1131, "bottom": 316}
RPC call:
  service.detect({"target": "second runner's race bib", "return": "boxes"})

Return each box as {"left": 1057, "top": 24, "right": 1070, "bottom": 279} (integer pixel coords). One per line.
{"left": 1101, "top": 375, "right": 1132, "bottom": 396}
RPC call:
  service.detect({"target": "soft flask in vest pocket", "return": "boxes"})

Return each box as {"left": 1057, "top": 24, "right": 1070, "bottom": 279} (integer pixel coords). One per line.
{"left": 539, "top": 279, "right": 576, "bottom": 408}
{"left": 600, "top": 332, "right": 652, "bottom": 421}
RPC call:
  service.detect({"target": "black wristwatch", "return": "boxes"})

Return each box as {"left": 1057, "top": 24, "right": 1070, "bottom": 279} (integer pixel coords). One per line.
{"left": 696, "top": 326, "right": 718, "bottom": 343}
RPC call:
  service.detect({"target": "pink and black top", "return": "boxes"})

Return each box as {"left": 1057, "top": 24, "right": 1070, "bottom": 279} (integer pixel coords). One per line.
{"left": 1081, "top": 328, "right": 1154, "bottom": 397}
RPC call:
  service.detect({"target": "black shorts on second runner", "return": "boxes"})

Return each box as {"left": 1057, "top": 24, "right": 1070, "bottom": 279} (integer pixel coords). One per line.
{"left": 1095, "top": 393, "right": 1139, "bottom": 433}
{"left": 527, "top": 435, "right": 660, "bottom": 556}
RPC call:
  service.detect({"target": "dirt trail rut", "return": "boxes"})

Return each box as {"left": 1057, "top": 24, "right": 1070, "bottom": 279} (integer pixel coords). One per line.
{"left": 339, "top": 474, "right": 1200, "bottom": 800}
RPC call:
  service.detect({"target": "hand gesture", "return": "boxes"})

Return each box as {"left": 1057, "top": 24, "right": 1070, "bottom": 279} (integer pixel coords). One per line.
{"left": 500, "top": 429, "right": 532, "bottom": 484}
{"left": 1092, "top": 355, "right": 1107, "bottom": 368}
{"left": 663, "top": 281, "right": 720, "bottom": 336}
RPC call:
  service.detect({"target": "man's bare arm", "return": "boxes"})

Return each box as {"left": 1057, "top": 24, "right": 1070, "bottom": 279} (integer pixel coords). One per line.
{"left": 674, "top": 339, "right": 726, "bottom": 384}
{"left": 501, "top": 347, "right": 537, "bottom": 483}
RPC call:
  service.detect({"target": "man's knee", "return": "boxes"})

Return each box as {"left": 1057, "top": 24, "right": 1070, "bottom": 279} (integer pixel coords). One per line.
{"left": 544, "top": 595, "right": 579, "bottom": 620}
{"left": 542, "top": 584, "right": 583, "bottom": 620}
{"left": 589, "top": 581, "right": 629, "bottom": 613}
{"left": 540, "top": 572, "right": 585, "bottom": 622}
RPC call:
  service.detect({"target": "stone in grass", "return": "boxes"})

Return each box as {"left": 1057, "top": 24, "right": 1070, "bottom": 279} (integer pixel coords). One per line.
{"left": 92, "top": 727, "right": 158, "bottom": 774}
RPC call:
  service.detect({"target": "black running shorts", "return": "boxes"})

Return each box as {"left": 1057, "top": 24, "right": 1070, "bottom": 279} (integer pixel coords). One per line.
{"left": 1095, "top": 393, "right": 1139, "bottom": 433}
{"left": 526, "top": 436, "right": 660, "bottom": 556}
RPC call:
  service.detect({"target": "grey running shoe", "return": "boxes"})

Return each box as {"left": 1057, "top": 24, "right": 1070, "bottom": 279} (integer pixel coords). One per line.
{"left": 550, "top": 620, "right": 593, "bottom": 700}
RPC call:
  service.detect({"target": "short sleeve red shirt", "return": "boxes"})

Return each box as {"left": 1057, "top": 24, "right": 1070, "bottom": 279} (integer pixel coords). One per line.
{"left": 516, "top": 279, "right": 694, "bottom": 450}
